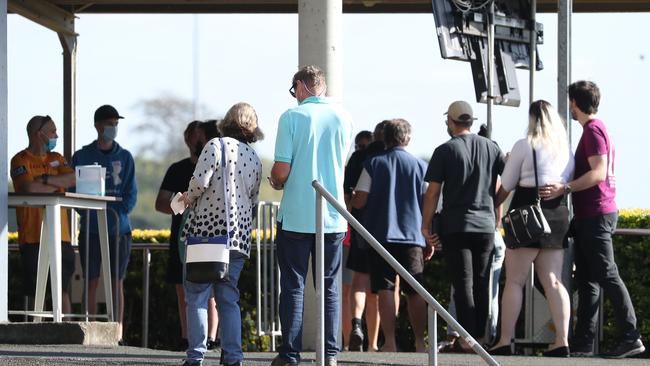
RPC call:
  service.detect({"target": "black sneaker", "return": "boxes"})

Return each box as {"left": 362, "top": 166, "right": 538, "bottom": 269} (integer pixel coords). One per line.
{"left": 270, "top": 355, "right": 299, "bottom": 366}
{"left": 207, "top": 337, "right": 221, "bottom": 351}
{"left": 602, "top": 339, "right": 646, "bottom": 359}
{"left": 569, "top": 342, "right": 594, "bottom": 357}
{"left": 348, "top": 320, "right": 364, "bottom": 352}
{"left": 181, "top": 361, "right": 202, "bottom": 366}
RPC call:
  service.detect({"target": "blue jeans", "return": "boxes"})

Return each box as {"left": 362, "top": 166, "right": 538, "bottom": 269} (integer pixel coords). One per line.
{"left": 184, "top": 251, "right": 246, "bottom": 364}
{"left": 276, "top": 224, "right": 344, "bottom": 363}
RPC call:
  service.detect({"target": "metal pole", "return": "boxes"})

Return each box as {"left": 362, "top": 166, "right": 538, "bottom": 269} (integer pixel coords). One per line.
{"left": 142, "top": 248, "right": 151, "bottom": 347}
{"left": 0, "top": 0, "right": 8, "bottom": 323}
{"left": 84, "top": 210, "right": 90, "bottom": 322}
{"left": 428, "top": 307, "right": 438, "bottom": 366}
{"left": 558, "top": 0, "right": 572, "bottom": 142}
{"left": 59, "top": 32, "right": 76, "bottom": 161}
{"left": 486, "top": 0, "right": 495, "bottom": 138}
{"left": 529, "top": 0, "right": 537, "bottom": 106}
{"left": 192, "top": 14, "right": 199, "bottom": 119}
{"left": 557, "top": 0, "right": 575, "bottom": 353}
{"left": 315, "top": 192, "right": 325, "bottom": 366}
{"left": 256, "top": 204, "right": 264, "bottom": 336}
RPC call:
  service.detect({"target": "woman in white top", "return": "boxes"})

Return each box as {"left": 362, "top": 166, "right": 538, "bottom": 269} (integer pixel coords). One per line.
{"left": 180, "top": 102, "right": 263, "bottom": 366}
{"left": 489, "top": 100, "right": 574, "bottom": 357}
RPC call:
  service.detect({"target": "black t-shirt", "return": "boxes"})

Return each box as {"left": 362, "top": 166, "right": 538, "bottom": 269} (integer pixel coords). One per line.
{"left": 159, "top": 157, "right": 196, "bottom": 245}
{"left": 425, "top": 134, "right": 505, "bottom": 234}
{"left": 344, "top": 141, "right": 385, "bottom": 219}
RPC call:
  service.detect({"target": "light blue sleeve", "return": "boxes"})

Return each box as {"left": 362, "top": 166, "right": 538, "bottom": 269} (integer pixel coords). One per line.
{"left": 274, "top": 112, "right": 293, "bottom": 163}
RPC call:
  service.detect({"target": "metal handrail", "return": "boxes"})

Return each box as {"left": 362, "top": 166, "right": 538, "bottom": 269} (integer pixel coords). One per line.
{"left": 312, "top": 180, "right": 499, "bottom": 366}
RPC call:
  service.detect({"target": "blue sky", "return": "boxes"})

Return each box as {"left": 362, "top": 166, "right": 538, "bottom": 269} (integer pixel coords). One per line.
{"left": 7, "top": 12, "right": 650, "bottom": 208}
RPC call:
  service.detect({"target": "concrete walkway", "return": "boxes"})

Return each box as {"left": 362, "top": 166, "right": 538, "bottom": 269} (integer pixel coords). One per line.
{"left": 2, "top": 345, "right": 650, "bottom": 366}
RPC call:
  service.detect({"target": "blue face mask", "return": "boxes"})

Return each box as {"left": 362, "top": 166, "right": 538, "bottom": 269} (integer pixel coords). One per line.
{"left": 102, "top": 125, "right": 118, "bottom": 141}
{"left": 44, "top": 138, "right": 57, "bottom": 152}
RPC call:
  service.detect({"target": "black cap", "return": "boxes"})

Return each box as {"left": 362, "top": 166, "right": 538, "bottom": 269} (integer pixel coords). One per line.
{"left": 94, "top": 105, "right": 124, "bottom": 123}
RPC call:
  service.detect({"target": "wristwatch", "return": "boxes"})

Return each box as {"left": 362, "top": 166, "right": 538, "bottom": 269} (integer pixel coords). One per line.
{"left": 41, "top": 174, "right": 49, "bottom": 185}
{"left": 564, "top": 183, "right": 572, "bottom": 194}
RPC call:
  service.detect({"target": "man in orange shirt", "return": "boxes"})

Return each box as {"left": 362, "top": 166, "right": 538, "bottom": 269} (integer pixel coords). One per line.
{"left": 10, "top": 115, "right": 76, "bottom": 314}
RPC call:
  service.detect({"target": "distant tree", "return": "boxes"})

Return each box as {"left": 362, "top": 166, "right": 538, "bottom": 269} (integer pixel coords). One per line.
{"left": 132, "top": 94, "right": 218, "bottom": 162}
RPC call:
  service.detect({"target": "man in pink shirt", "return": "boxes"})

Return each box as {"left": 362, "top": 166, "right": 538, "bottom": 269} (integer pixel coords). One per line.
{"left": 543, "top": 80, "right": 644, "bottom": 358}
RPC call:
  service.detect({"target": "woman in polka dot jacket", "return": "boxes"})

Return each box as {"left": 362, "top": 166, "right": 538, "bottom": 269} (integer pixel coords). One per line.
{"left": 181, "top": 102, "right": 263, "bottom": 366}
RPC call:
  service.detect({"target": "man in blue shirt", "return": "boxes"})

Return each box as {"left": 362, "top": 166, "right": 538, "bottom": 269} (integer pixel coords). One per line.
{"left": 351, "top": 118, "right": 428, "bottom": 352}
{"left": 72, "top": 104, "right": 138, "bottom": 344}
{"left": 270, "top": 65, "right": 353, "bottom": 366}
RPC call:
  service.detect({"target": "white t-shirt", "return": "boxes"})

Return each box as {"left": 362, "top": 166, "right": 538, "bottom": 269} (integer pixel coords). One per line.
{"left": 501, "top": 138, "right": 574, "bottom": 192}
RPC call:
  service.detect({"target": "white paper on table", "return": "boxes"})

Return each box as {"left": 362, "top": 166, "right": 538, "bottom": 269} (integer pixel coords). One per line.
{"left": 170, "top": 192, "right": 186, "bottom": 215}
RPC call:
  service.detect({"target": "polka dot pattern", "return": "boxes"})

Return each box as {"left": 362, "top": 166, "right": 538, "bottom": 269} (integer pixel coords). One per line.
{"left": 182, "top": 137, "right": 262, "bottom": 257}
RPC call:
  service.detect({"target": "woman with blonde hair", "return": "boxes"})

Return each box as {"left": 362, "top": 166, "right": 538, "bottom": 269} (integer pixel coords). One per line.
{"left": 180, "top": 102, "right": 263, "bottom": 366}
{"left": 489, "top": 100, "right": 574, "bottom": 357}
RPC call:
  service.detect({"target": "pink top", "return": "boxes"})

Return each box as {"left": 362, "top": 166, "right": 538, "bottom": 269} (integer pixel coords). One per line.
{"left": 573, "top": 119, "right": 617, "bottom": 218}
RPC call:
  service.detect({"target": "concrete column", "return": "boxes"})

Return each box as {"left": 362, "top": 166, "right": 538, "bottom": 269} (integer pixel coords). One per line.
{"left": 298, "top": 0, "right": 343, "bottom": 98}
{"left": 298, "top": 0, "right": 343, "bottom": 351}
{"left": 59, "top": 33, "right": 77, "bottom": 160}
{"left": 1, "top": 0, "right": 9, "bottom": 323}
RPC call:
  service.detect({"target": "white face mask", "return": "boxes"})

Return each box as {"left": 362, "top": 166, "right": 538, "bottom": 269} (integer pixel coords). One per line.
{"left": 103, "top": 125, "right": 118, "bottom": 141}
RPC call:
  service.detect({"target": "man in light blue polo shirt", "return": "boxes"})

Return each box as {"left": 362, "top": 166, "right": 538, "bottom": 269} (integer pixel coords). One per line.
{"left": 269, "top": 65, "right": 353, "bottom": 366}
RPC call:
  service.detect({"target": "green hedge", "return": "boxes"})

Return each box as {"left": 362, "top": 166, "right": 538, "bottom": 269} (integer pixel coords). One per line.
{"left": 6, "top": 209, "right": 650, "bottom": 353}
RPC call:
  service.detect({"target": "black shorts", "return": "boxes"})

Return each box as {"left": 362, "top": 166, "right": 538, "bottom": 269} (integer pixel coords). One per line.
{"left": 19, "top": 242, "right": 76, "bottom": 297}
{"left": 369, "top": 243, "right": 424, "bottom": 295}
{"left": 346, "top": 231, "right": 371, "bottom": 273}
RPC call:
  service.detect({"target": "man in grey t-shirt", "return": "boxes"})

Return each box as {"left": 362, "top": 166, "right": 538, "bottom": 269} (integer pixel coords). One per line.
{"left": 421, "top": 101, "right": 504, "bottom": 345}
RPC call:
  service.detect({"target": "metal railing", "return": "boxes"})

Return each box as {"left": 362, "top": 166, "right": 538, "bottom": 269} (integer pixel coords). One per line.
{"left": 255, "top": 202, "right": 282, "bottom": 350}
{"left": 312, "top": 180, "right": 500, "bottom": 366}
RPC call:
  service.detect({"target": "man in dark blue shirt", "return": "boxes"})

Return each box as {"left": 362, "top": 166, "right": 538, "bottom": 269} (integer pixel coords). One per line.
{"left": 352, "top": 118, "right": 428, "bottom": 352}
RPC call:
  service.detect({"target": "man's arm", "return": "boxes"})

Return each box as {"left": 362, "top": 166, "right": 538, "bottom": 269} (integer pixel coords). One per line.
{"left": 421, "top": 181, "right": 442, "bottom": 260}
{"left": 20, "top": 178, "right": 62, "bottom": 193}
{"left": 350, "top": 168, "right": 371, "bottom": 209}
{"left": 155, "top": 189, "right": 175, "bottom": 215}
{"left": 543, "top": 154, "right": 607, "bottom": 199}
{"left": 270, "top": 161, "right": 290, "bottom": 190}
{"left": 45, "top": 173, "right": 75, "bottom": 189}
{"left": 350, "top": 191, "right": 368, "bottom": 210}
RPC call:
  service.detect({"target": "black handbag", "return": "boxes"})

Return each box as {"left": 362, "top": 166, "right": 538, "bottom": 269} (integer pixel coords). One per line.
{"left": 502, "top": 148, "right": 551, "bottom": 248}
{"left": 184, "top": 138, "right": 231, "bottom": 283}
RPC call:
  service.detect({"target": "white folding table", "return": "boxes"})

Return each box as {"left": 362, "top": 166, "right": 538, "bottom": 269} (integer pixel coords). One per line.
{"left": 9, "top": 192, "right": 118, "bottom": 322}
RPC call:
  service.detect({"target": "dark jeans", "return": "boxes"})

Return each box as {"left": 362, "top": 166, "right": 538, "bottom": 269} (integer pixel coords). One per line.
{"left": 441, "top": 232, "right": 494, "bottom": 338}
{"left": 573, "top": 212, "right": 640, "bottom": 345}
{"left": 275, "top": 223, "right": 345, "bottom": 363}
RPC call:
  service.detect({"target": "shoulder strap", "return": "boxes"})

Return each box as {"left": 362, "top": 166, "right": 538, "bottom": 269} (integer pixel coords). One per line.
{"left": 219, "top": 138, "right": 231, "bottom": 246}
{"left": 532, "top": 147, "right": 540, "bottom": 203}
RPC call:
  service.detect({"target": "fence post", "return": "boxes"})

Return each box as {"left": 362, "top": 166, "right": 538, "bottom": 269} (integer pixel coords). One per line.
{"left": 142, "top": 248, "right": 151, "bottom": 348}
{"left": 428, "top": 306, "right": 437, "bottom": 366}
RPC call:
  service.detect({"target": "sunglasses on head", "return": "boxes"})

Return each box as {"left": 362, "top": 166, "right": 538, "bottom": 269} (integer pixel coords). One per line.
{"left": 38, "top": 115, "right": 52, "bottom": 131}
